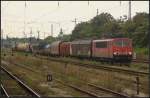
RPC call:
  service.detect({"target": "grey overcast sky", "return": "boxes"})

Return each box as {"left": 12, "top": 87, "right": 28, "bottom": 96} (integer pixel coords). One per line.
{"left": 1, "top": 1, "right": 149, "bottom": 39}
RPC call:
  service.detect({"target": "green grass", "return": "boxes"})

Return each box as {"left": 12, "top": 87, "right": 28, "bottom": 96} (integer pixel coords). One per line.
{"left": 134, "top": 47, "right": 149, "bottom": 60}
{"left": 3, "top": 51, "right": 149, "bottom": 96}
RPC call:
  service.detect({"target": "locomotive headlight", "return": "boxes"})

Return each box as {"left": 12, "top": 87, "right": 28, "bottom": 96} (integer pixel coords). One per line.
{"left": 113, "top": 52, "right": 117, "bottom": 55}
{"left": 129, "top": 52, "right": 132, "bottom": 55}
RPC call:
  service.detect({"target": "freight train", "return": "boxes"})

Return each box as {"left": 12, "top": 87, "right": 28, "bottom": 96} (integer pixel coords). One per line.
{"left": 13, "top": 38, "right": 133, "bottom": 64}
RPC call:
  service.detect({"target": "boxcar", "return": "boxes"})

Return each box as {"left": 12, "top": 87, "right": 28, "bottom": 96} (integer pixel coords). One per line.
{"left": 60, "top": 42, "right": 70, "bottom": 57}
{"left": 70, "top": 40, "right": 92, "bottom": 58}
{"left": 50, "top": 41, "right": 62, "bottom": 56}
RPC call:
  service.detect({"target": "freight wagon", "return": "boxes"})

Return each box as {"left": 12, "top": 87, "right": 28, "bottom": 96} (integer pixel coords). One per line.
{"left": 70, "top": 40, "right": 92, "bottom": 58}
{"left": 50, "top": 41, "right": 62, "bottom": 56}
{"left": 60, "top": 42, "right": 71, "bottom": 57}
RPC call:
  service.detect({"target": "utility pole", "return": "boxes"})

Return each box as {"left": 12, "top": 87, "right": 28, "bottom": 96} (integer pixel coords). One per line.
{"left": 119, "top": 1, "right": 122, "bottom": 20}
{"left": 51, "top": 24, "right": 53, "bottom": 37}
{"left": 59, "top": 28, "right": 63, "bottom": 40}
{"left": 58, "top": 1, "right": 59, "bottom": 7}
{"left": 24, "top": 1, "right": 27, "bottom": 39}
{"left": 128, "top": 1, "right": 131, "bottom": 20}
{"left": 72, "top": 18, "right": 77, "bottom": 26}
{"left": 37, "top": 30, "right": 40, "bottom": 41}
{"left": 30, "top": 28, "right": 32, "bottom": 44}
{"left": 1, "top": 29, "right": 3, "bottom": 48}
{"left": 44, "top": 31, "right": 45, "bottom": 39}
{"left": 88, "top": 1, "right": 89, "bottom": 6}
{"left": 97, "top": 8, "right": 99, "bottom": 16}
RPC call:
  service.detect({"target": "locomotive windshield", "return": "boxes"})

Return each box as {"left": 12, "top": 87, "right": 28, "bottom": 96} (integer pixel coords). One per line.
{"left": 114, "top": 40, "right": 130, "bottom": 47}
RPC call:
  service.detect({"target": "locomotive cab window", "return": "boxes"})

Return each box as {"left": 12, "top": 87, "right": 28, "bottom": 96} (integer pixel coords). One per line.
{"left": 96, "top": 42, "right": 107, "bottom": 48}
{"left": 114, "top": 40, "right": 130, "bottom": 47}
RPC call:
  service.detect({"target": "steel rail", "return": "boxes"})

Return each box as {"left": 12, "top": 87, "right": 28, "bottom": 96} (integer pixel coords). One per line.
{"left": 1, "top": 66, "right": 41, "bottom": 98}
{"left": 2, "top": 60, "right": 131, "bottom": 98}
{"left": 4, "top": 51, "right": 148, "bottom": 76}
{"left": 87, "top": 83, "right": 130, "bottom": 98}
{"left": 1, "top": 84, "right": 10, "bottom": 98}
{"left": 3, "top": 60, "right": 147, "bottom": 95}
{"left": 1, "top": 60, "right": 129, "bottom": 97}
{"left": 36, "top": 56, "right": 149, "bottom": 76}
{"left": 132, "top": 59, "right": 149, "bottom": 64}
{"left": 55, "top": 79, "right": 100, "bottom": 97}
{"left": 1, "top": 61, "right": 99, "bottom": 97}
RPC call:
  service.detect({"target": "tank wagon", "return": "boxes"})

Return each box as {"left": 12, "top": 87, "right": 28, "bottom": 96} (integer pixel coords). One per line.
{"left": 13, "top": 43, "right": 33, "bottom": 52}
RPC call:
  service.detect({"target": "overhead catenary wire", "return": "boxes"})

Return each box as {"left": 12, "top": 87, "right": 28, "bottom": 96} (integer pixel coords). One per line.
{"left": 2, "top": 1, "right": 136, "bottom": 39}
{"left": 33, "top": 1, "right": 72, "bottom": 23}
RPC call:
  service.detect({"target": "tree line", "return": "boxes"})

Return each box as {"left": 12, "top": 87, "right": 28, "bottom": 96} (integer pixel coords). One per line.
{"left": 45, "top": 12, "right": 149, "bottom": 48}
{"left": 70, "top": 12, "right": 149, "bottom": 48}
{"left": 2, "top": 12, "right": 149, "bottom": 48}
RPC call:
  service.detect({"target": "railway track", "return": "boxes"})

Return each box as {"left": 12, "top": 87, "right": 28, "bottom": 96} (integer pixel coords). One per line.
{"left": 55, "top": 79, "right": 130, "bottom": 97}
{"left": 35, "top": 55, "right": 149, "bottom": 76}
{"left": 0, "top": 66, "right": 41, "bottom": 98}
{"left": 2, "top": 60, "right": 131, "bottom": 97}
{"left": 132, "top": 59, "right": 149, "bottom": 64}
{"left": 2, "top": 59, "right": 147, "bottom": 91}
{"left": 3, "top": 51, "right": 149, "bottom": 64}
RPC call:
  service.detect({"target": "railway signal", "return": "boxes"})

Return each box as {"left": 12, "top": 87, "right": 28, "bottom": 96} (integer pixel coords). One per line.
{"left": 47, "top": 74, "right": 52, "bottom": 82}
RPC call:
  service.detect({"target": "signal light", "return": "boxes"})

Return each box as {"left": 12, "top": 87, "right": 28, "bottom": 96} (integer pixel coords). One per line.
{"left": 113, "top": 52, "right": 117, "bottom": 55}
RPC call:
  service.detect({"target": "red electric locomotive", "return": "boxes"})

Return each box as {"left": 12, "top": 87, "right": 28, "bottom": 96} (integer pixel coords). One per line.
{"left": 92, "top": 38, "right": 132, "bottom": 63}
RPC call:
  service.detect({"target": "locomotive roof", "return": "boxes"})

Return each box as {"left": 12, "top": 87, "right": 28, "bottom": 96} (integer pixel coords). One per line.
{"left": 93, "top": 39, "right": 113, "bottom": 42}
{"left": 93, "top": 38, "right": 130, "bottom": 42}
